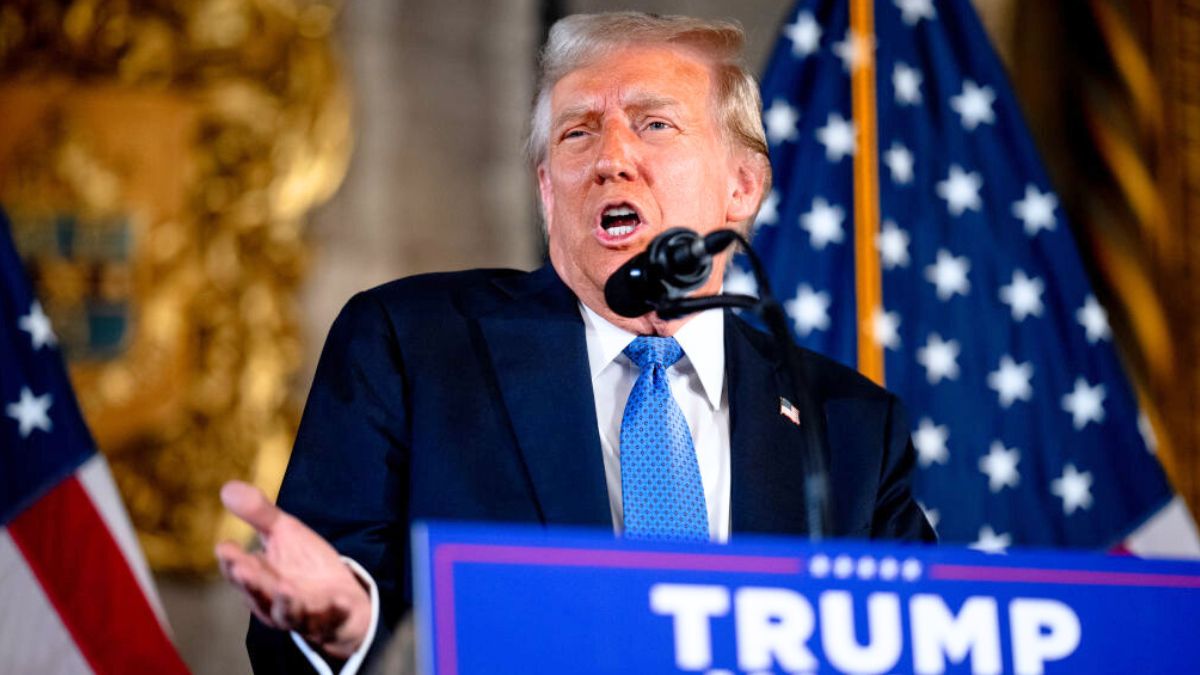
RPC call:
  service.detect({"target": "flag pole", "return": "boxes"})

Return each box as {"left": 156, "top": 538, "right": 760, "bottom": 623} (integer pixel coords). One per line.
{"left": 851, "top": 0, "right": 885, "bottom": 385}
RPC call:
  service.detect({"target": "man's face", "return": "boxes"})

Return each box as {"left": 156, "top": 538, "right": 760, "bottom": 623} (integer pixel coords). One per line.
{"left": 537, "top": 45, "right": 764, "bottom": 334}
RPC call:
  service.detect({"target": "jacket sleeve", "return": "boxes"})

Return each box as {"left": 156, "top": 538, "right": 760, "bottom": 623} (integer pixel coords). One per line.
{"left": 870, "top": 394, "right": 938, "bottom": 543}
{"left": 246, "top": 289, "right": 412, "bottom": 673}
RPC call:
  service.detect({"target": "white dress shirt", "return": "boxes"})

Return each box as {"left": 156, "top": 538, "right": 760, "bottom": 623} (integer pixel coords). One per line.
{"left": 580, "top": 302, "right": 731, "bottom": 543}
{"left": 297, "top": 302, "right": 733, "bottom": 673}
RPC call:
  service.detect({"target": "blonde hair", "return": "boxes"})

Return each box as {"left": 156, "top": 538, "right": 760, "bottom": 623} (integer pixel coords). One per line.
{"left": 526, "top": 11, "right": 770, "bottom": 173}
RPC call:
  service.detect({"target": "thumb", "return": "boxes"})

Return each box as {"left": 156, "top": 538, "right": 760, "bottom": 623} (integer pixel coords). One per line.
{"left": 221, "top": 480, "right": 282, "bottom": 535}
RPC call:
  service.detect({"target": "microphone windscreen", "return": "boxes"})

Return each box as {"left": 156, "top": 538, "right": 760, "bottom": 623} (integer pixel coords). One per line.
{"left": 604, "top": 258, "right": 656, "bottom": 318}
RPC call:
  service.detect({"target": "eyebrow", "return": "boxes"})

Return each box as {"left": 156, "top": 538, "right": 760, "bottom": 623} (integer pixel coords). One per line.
{"left": 551, "top": 94, "right": 684, "bottom": 132}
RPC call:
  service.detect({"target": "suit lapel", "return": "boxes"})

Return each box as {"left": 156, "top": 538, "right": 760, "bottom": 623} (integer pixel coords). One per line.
{"left": 475, "top": 265, "right": 611, "bottom": 527}
{"left": 726, "top": 317, "right": 812, "bottom": 537}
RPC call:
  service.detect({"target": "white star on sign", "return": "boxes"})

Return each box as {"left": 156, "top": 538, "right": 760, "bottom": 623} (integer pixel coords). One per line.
{"left": 723, "top": 266, "right": 758, "bottom": 298}
{"left": 816, "top": 113, "right": 857, "bottom": 162}
{"left": 892, "top": 62, "right": 923, "bottom": 105}
{"left": 883, "top": 142, "right": 914, "bottom": 184}
{"left": 763, "top": 99, "right": 800, "bottom": 145}
{"left": 979, "top": 441, "right": 1021, "bottom": 493}
{"left": 877, "top": 220, "right": 910, "bottom": 269}
{"left": 987, "top": 355, "right": 1033, "bottom": 408}
{"left": 917, "top": 333, "right": 961, "bottom": 384}
{"left": 895, "top": 0, "right": 937, "bottom": 25}
{"left": 937, "top": 164, "right": 983, "bottom": 216}
{"left": 1076, "top": 295, "right": 1111, "bottom": 344}
{"left": 783, "top": 11, "right": 822, "bottom": 57}
{"left": 999, "top": 269, "right": 1045, "bottom": 321}
{"left": 950, "top": 80, "right": 996, "bottom": 130}
{"left": 800, "top": 196, "right": 845, "bottom": 249}
{"left": 1012, "top": 184, "right": 1058, "bottom": 236}
{"left": 1062, "top": 378, "right": 1106, "bottom": 430}
{"left": 1051, "top": 464, "right": 1095, "bottom": 515}
{"left": 912, "top": 417, "right": 949, "bottom": 468}
{"left": 754, "top": 189, "right": 780, "bottom": 230}
{"left": 785, "top": 284, "right": 831, "bottom": 337}
{"left": 832, "top": 30, "right": 874, "bottom": 72}
{"left": 871, "top": 306, "right": 901, "bottom": 350}
{"left": 970, "top": 526, "right": 1011, "bottom": 554}
{"left": 6, "top": 386, "right": 53, "bottom": 438}
{"left": 19, "top": 301, "right": 58, "bottom": 351}
{"left": 925, "top": 249, "right": 971, "bottom": 300}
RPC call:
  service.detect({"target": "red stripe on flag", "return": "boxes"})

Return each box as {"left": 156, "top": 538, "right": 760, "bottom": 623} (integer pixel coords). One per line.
{"left": 9, "top": 476, "right": 189, "bottom": 674}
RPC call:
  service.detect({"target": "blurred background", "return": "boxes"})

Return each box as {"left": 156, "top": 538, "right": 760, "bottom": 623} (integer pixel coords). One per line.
{"left": 1, "top": 0, "right": 1197, "bottom": 672}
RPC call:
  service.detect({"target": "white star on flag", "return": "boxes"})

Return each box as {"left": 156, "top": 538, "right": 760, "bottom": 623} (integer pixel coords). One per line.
{"left": 999, "top": 269, "right": 1045, "bottom": 321}
{"left": 925, "top": 249, "right": 971, "bottom": 300}
{"left": 800, "top": 196, "right": 845, "bottom": 249}
{"left": 6, "top": 386, "right": 53, "bottom": 438}
{"left": 877, "top": 220, "right": 911, "bottom": 269}
{"left": 832, "top": 30, "right": 874, "bottom": 73}
{"left": 987, "top": 355, "right": 1033, "bottom": 408}
{"left": 1076, "top": 295, "right": 1111, "bottom": 343}
{"left": 970, "top": 526, "right": 1012, "bottom": 554}
{"left": 723, "top": 266, "right": 758, "bottom": 298}
{"left": 871, "top": 306, "right": 901, "bottom": 350}
{"left": 916, "top": 333, "right": 961, "bottom": 384}
{"left": 816, "top": 113, "right": 857, "bottom": 162}
{"left": 883, "top": 142, "right": 914, "bottom": 184}
{"left": 18, "top": 301, "right": 58, "bottom": 351}
{"left": 950, "top": 80, "right": 997, "bottom": 130}
{"left": 892, "top": 62, "right": 923, "bottom": 105}
{"left": 1012, "top": 184, "right": 1058, "bottom": 236}
{"left": 784, "top": 284, "right": 831, "bottom": 336}
{"left": 1051, "top": 464, "right": 1095, "bottom": 515}
{"left": 1138, "top": 413, "right": 1158, "bottom": 455}
{"left": 783, "top": 11, "right": 822, "bottom": 57}
{"left": 937, "top": 164, "right": 983, "bottom": 216}
{"left": 763, "top": 99, "right": 800, "bottom": 145}
{"left": 912, "top": 417, "right": 949, "bottom": 468}
{"left": 979, "top": 441, "right": 1021, "bottom": 492}
{"left": 918, "top": 502, "right": 940, "bottom": 531}
{"left": 1062, "top": 377, "right": 1106, "bottom": 430}
{"left": 895, "top": 0, "right": 937, "bottom": 26}
{"left": 754, "top": 189, "right": 780, "bottom": 230}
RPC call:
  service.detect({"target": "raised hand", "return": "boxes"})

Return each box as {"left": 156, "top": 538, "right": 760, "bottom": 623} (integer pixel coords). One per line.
{"left": 215, "top": 481, "right": 372, "bottom": 660}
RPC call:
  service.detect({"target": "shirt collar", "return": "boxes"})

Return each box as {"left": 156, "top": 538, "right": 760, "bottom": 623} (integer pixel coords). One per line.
{"left": 580, "top": 302, "right": 725, "bottom": 410}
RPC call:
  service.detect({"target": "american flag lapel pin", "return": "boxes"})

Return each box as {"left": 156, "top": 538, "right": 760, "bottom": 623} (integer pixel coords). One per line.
{"left": 779, "top": 396, "right": 801, "bottom": 426}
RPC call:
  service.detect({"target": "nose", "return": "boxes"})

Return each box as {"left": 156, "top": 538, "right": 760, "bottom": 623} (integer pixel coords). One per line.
{"left": 593, "top": 124, "right": 639, "bottom": 184}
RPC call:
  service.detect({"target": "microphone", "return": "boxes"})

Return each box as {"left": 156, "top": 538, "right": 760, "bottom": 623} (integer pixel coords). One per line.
{"left": 604, "top": 227, "right": 739, "bottom": 318}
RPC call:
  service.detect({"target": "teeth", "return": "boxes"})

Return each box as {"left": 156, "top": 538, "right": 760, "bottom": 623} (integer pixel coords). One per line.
{"left": 606, "top": 225, "right": 635, "bottom": 236}
{"left": 604, "top": 206, "right": 636, "bottom": 217}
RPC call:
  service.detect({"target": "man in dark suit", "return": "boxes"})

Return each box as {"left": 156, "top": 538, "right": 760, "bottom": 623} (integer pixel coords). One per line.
{"left": 217, "top": 12, "right": 934, "bottom": 674}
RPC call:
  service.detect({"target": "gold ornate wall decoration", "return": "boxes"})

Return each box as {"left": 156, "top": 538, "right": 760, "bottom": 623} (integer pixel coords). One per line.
{"left": 0, "top": 0, "right": 351, "bottom": 573}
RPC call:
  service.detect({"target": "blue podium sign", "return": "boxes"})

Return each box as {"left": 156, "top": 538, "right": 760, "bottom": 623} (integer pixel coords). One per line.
{"left": 413, "top": 522, "right": 1200, "bottom": 674}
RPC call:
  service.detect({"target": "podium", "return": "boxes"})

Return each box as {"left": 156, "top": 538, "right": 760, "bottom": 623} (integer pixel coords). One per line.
{"left": 413, "top": 522, "right": 1200, "bottom": 674}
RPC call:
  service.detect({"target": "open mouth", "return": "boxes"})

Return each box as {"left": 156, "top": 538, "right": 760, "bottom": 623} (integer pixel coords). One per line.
{"left": 599, "top": 203, "right": 642, "bottom": 238}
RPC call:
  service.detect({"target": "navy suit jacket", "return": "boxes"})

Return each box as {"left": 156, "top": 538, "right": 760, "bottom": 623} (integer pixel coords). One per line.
{"left": 246, "top": 264, "right": 933, "bottom": 672}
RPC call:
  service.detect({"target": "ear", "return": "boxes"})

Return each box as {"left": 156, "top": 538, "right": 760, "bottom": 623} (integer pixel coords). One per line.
{"left": 725, "top": 151, "right": 769, "bottom": 226}
{"left": 537, "top": 163, "right": 555, "bottom": 234}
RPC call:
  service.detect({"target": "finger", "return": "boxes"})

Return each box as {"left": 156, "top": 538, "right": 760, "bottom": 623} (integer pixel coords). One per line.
{"left": 220, "top": 480, "right": 282, "bottom": 536}
{"left": 303, "top": 601, "right": 351, "bottom": 646}
{"left": 271, "top": 586, "right": 303, "bottom": 632}
{"left": 223, "top": 550, "right": 284, "bottom": 620}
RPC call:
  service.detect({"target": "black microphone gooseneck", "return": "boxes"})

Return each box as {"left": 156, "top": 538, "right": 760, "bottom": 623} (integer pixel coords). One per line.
{"left": 602, "top": 228, "right": 833, "bottom": 540}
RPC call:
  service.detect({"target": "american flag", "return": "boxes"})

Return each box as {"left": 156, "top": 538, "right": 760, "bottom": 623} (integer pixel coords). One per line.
{"left": 733, "top": 0, "right": 1188, "bottom": 552}
{"left": 0, "top": 208, "right": 188, "bottom": 672}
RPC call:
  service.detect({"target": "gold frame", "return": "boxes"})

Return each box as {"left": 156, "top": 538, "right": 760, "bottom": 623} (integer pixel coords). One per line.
{"left": 0, "top": 0, "right": 350, "bottom": 572}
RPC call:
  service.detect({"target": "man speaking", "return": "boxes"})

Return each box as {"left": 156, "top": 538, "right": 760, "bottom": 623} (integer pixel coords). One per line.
{"left": 216, "top": 11, "right": 935, "bottom": 673}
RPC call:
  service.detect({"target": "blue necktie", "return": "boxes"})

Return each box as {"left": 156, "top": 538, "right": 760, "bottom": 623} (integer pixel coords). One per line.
{"left": 620, "top": 336, "right": 709, "bottom": 542}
